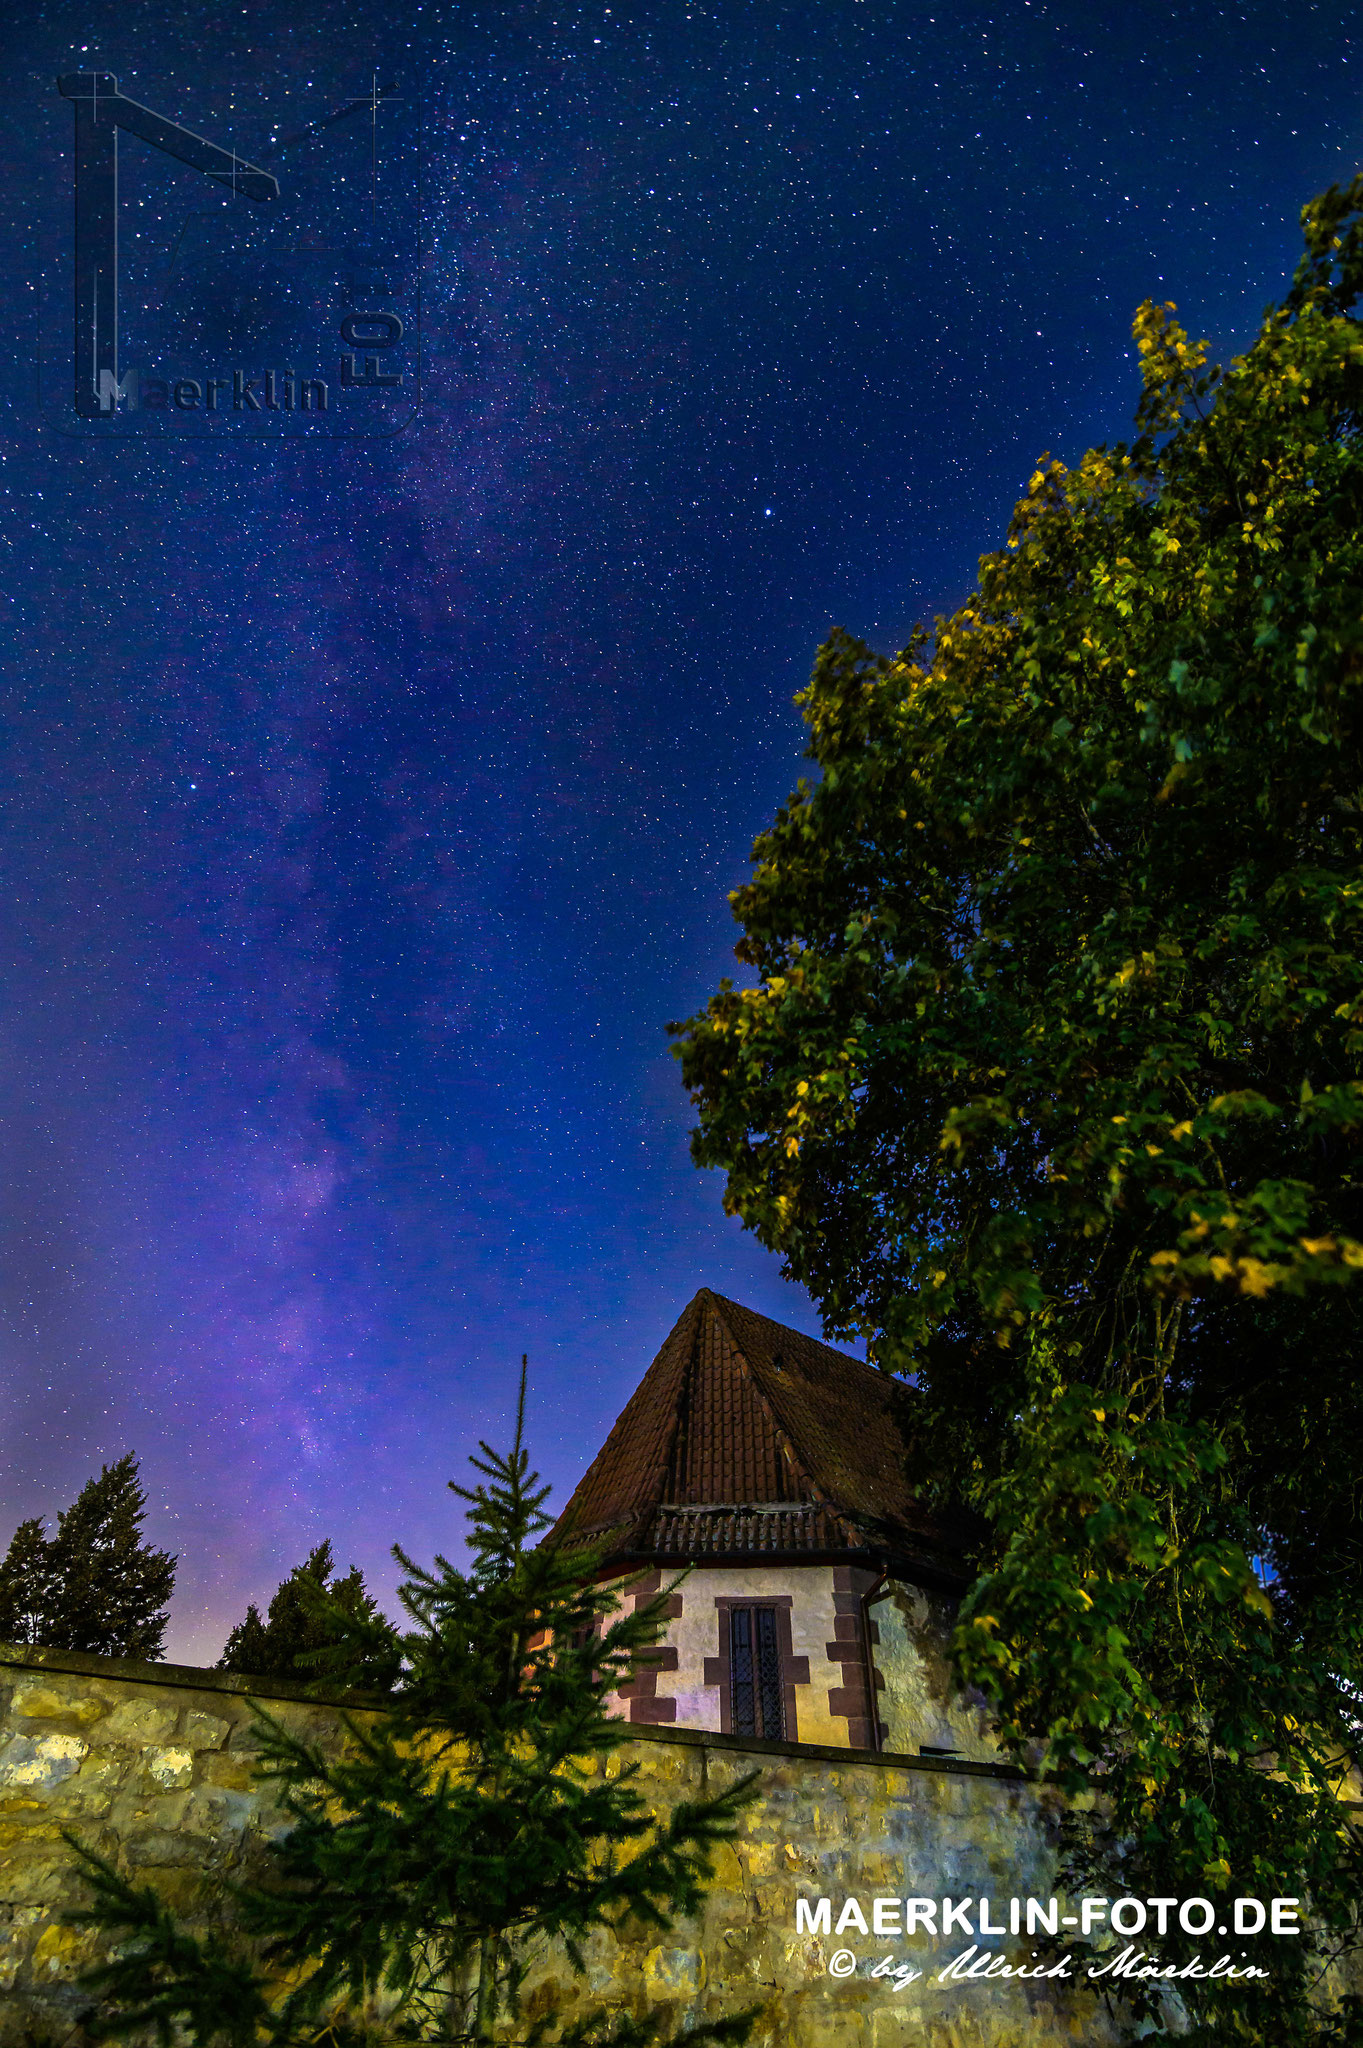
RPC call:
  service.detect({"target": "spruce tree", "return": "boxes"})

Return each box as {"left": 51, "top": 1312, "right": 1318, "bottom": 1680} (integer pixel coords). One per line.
{"left": 69, "top": 1366, "right": 759, "bottom": 2047}
{"left": 217, "top": 1540, "right": 386, "bottom": 1684}
{"left": 0, "top": 1456, "right": 176, "bottom": 1660}
{"left": 0, "top": 1517, "right": 55, "bottom": 1643}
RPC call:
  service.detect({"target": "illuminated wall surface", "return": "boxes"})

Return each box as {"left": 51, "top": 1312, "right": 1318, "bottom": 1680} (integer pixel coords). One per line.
{"left": 2, "top": 0, "right": 1356, "bottom": 1674}
{"left": 5, "top": 1645, "right": 1361, "bottom": 2043}
{"left": 0, "top": 1643, "right": 1101, "bottom": 2046}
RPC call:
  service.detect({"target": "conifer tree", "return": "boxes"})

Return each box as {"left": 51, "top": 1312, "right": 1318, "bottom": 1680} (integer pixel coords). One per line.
{"left": 217, "top": 1540, "right": 386, "bottom": 1684}
{"left": 69, "top": 1367, "right": 759, "bottom": 2047}
{"left": 0, "top": 1456, "right": 176, "bottom": 1660}
{"left": 0, "top": 1517, "right": 55, "bottom": 1644}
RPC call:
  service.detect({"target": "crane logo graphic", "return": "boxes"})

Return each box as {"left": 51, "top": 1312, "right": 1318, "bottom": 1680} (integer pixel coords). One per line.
{"left": 43, "top": 72, "right": 420, "bottom": 437}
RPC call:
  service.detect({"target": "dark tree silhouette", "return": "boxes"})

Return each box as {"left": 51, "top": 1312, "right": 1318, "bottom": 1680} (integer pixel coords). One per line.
{"left": 0, "top": 1456, "right": 176, "bottom": 1660}
{"left": 217, "top": 1540, "right": 386, "bottom": 1685}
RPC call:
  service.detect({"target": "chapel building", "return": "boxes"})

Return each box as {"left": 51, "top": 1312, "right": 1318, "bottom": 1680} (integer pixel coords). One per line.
{"left": 549, "top": 1287, "right": 993, "bottom": 1759}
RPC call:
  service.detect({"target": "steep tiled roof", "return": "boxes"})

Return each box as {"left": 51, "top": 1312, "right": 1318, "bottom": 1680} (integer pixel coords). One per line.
{"left": 647, "top": 1505, "right": 847, "bottom": 1556}
{"left": 548, "top": 1289, "right": 959, "bottom": 1574}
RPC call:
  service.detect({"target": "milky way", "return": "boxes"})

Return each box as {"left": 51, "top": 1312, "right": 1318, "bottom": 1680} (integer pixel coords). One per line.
{"left": 1, "top": 0, "right": 1356, "bottom": 1658}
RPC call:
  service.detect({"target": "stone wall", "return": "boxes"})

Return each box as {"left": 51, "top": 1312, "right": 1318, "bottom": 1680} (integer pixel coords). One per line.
{"left": 2, "top": 1641, "right": 1131, "bottom": 2045}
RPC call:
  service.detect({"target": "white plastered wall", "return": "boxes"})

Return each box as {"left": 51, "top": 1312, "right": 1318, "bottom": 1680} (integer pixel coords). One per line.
{"left": 602, "top": 1563, "right": 999, "bottom": 1756}
{"left": 605, "top": 1561, "right": 858, "bottom": 1746}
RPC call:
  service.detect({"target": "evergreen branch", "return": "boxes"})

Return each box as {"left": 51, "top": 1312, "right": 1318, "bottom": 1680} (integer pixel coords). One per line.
{"left": 70, "top": 1365, "right": 761, "bottom": 2047}
{"left": 63, "top": 1837, "right": 272, "bottom": 2046}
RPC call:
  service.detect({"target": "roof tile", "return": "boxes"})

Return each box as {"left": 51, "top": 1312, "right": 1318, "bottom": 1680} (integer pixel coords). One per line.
{"left": 548, "top": 1289, "right": 956, "bottom": 1568}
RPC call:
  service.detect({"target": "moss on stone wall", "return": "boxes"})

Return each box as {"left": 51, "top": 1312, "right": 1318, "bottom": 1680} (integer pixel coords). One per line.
{"left": 1, "top": 1643, "right": 1137, "bottom": 2045}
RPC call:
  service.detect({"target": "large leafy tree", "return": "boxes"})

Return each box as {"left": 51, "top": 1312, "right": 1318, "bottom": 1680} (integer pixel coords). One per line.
{"left": 674, "top": 184, "right": 1363, "bottom": 2041}
{"left": 0, "top": 1454, "right": 176, "bottom": 1660}
{"left": 71, "top": 1369, "right": 757, "bottom": 2048}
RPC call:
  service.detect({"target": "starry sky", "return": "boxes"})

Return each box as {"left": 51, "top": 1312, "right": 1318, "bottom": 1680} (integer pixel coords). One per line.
{"left": 2, "top": 0, "right": 1359, "bottom": 1662}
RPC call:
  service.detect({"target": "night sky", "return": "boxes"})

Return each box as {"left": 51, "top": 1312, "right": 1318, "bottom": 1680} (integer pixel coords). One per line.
{"left": 2, "top": 0, "right": 1357, "bottom": 1661}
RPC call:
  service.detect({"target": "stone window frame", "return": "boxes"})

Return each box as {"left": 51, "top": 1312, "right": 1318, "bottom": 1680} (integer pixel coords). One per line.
{"left": 704, "top": 1594, "right": 809, "bottom": 1740}
{"left": 826, "top": 1564, "right": 885, "bottom": 1750}
{"left": 614, "top": 1567, "right": 683, "bottom": 1725}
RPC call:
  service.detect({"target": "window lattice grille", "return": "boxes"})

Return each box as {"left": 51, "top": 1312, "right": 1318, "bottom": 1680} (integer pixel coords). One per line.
{"left": 729, "top": 1605, "right": 784, "bottom": 1739}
